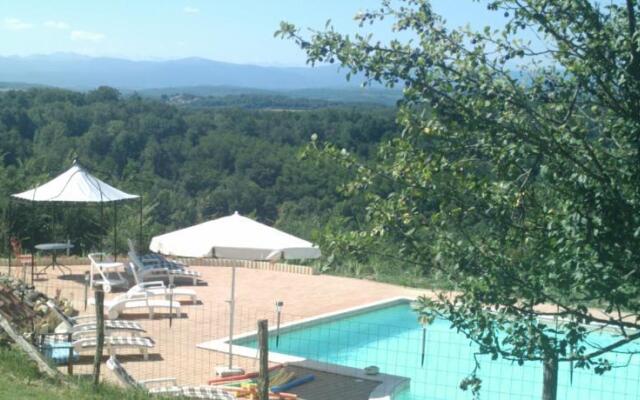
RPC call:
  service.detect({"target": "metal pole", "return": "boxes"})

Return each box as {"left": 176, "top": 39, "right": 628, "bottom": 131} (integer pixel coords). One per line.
{"left": 275, "top": 301, "right": 283, "bottom": 348}
{"left": 228, "top": 264, "right": 236, "bottom": 369}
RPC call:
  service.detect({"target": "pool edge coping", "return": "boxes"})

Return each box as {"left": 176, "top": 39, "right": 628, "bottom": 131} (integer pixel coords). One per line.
{"left": 197, "top": 295, "right": 417, "bottom": 400}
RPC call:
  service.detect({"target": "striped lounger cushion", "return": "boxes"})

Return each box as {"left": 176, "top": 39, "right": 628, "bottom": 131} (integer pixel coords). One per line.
{"left": 141, "top": 254, "right": 188, "bottom": 270}
{"left": 168, "top": 269, "right": 200, "bottom": 278}
{"left": 74, "top": 320, "right": 145, "bottom": 333}
{"left": 77, "top": 336, "right": 154, "bottom": 350}
{"left": 149, "top": 386, "right": 236, "bottom": 399}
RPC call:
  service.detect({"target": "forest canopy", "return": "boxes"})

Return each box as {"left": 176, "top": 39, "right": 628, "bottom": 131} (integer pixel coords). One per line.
{"left": 0, "top": 87, "right": 396, "bottom": 255}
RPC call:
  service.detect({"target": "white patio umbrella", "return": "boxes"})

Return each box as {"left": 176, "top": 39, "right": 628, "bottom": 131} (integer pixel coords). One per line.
{"left": 10, "top": 159, "right": 141, "bottom": 265}
{"left": 149, "top": 211, "right": 321, "bottom": 371}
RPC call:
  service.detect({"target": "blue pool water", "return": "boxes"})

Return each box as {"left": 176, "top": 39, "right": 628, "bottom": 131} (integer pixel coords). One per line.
{"left": 237, "top": 302, "right": 640, "bottom": 399}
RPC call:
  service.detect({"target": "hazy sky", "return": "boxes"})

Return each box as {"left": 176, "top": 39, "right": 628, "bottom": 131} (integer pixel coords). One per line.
{"left": 0, "top": 1, "right": 508, "bottom": 66}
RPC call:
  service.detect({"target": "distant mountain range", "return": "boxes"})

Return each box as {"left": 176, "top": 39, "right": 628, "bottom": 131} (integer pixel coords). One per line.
{"left": 0, "top": 53, "right": 369, "bottom": 90}
{"left": 0, "top": 53, "right": 401, "bottom": 106}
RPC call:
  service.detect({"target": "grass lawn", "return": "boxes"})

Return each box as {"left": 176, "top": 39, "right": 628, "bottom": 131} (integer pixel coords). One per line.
{"left": 0, "top": 346, "right": 159, "bottom": 400}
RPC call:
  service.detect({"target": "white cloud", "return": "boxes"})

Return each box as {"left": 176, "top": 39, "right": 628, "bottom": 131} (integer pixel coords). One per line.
{"left": 44, "top": 20, "right": 70, "bottom": 30}
{"left": 184, "top": 6, "right": 200, "bottom": 14}
{"left": 70, "top": 30, "right": 105, "bottom": 42}
{"left": 3, "top": 17, "right": 33, "bottom": 31}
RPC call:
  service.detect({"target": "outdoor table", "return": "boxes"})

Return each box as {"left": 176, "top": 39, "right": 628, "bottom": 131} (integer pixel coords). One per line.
{"left": 35, "top": 243, "right": 74, "bottom": 275}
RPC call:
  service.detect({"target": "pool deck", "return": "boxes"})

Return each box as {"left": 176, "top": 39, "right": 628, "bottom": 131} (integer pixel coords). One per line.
{"left": 12, "top": 263, "right": 428, "bottom": 399}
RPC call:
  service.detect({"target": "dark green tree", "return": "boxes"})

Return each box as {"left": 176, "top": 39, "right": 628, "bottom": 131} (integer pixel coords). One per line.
{"left": 278, "top": 0, "right": 640, "bottom": 398}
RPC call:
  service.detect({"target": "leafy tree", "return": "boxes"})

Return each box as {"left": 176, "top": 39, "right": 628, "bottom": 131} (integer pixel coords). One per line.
{"left": 0, "top": 87, "right": 390, "bottom": 254}
{"left": 278, "top": 0, "right": 640, "bottom": 398}
{"left": 86, "top": 86, "right": 120, "bottom": 103}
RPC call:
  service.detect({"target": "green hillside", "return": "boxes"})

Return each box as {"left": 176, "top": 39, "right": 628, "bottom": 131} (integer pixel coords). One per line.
{"left": 137, "top": 85, "right": 401, "bottom": 107}
{"left": 0, "top": 86, "right": 396, "bottom": 256}
{"left": 0, "top": 347, "right": 156, "bottom": 400}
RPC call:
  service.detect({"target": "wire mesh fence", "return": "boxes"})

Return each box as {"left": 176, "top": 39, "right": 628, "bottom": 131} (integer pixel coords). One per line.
{"left": 1, "top": 259, "right": 640, "bottom": 400}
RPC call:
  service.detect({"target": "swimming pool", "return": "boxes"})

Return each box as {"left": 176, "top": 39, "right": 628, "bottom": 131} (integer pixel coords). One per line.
{"left": 235, "top": 300, "right": 640, "bottom": 400}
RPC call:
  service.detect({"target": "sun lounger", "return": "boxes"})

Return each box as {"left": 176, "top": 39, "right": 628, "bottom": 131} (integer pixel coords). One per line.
{"left": 128, "top": 250, "right": 201, "bottom": 285}
{"left": 43, "top": 334, "right": 155, "bottom": 361}
{"left": 127, "top": 238, "right": 201, "bottom": 285}
{"left": 90, "top": 292, "right": 181, "bottom": 319}
{"left": 127, "top": 262, "right": 199, "bottom": 303}
{"left": 108, "top": 356, "right": 235, "bottom": 399}
{"left": 88, "top": 252, "right": 128, "bottom": 292}
{"left": 48, "top": 300, "right": 146, "bottom": 338}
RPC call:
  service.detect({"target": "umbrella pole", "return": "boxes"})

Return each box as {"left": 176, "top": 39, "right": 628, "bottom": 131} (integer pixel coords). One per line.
{"left": 228, "top": 264, "right": 236, "bottom": 369}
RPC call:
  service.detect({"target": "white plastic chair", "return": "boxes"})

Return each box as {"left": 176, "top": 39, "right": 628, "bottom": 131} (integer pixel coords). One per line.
{"left": 88, "top": 252, "right": 128, "bottom": 292}
{"left": 127, "top": 263, "right": 199, "bottom": 303}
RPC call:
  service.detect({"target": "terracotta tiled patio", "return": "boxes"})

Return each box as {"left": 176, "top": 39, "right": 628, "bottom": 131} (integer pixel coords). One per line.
{"left": 22, "top": 263, "right": 429, "bottom": 398}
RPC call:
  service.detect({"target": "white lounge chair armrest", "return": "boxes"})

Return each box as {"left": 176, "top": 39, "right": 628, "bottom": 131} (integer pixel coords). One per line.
{"left": 127, "top": 291, "right": 152, "bottom": 299}
{"left": 138, "top": 281, "right": 166, "bottom": 289}
{"left": 88, "top": 252, "right": 110, "bottom": 262}
{"left": 139, "top": 377, "right": 178, "bottom": 388}
{"left": 71, "top": 315, "right": 97, "bottom": 322}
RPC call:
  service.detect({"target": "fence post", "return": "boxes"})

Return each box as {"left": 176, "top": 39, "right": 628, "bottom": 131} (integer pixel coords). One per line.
{"left": 93, "top": 288, "right": 105, "bottom": 389}
{"left": 257, "top": 319, "right": 269, "bottom": 400}
{"left": 542, "top": 355, "right": 558, "bottom": 400}
{"left": 67, "top": 332, "right": 73, "bottom": 375}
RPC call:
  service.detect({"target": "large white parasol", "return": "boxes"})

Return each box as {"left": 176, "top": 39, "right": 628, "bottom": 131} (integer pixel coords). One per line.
{"left": 149, "top": 211, "right": 321, "bottom": 371}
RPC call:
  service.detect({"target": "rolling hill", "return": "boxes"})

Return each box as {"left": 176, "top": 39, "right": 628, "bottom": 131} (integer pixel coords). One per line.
{"left": 0, "top": 53, "right": 366, "bottom": 90}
